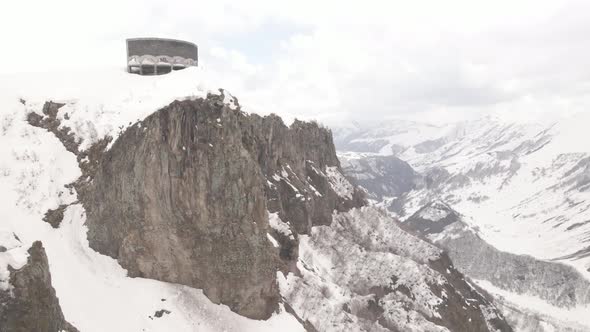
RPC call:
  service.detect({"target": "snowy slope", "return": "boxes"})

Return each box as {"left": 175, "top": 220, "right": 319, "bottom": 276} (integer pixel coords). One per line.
{"left": 403, "top": 202, "right": 590, "bottom": 332}
{"left": 0, "top": 67, "right": 305, "bottom": 332}
{"left": 336, "top": 114, "right": 590, "bottom": 279}
{"left": 279, "top": 207, "right": 508, "bottom": 332}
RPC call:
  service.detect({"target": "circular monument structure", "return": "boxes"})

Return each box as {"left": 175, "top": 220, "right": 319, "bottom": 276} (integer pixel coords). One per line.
{"left": 126, "top": 38, "right": 198, "bottom": 75}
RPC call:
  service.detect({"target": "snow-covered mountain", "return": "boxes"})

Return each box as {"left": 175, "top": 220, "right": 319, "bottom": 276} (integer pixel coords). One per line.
{"left": 0, "top": 68, "right": 512, "bottom": 331}
{"left": 336, "top": 114, "right": 590, "bottom": 331}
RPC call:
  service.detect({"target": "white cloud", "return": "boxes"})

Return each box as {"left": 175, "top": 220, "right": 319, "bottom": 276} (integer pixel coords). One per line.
{"left": 2, "top": 0, "right": 590, "bottom": 124}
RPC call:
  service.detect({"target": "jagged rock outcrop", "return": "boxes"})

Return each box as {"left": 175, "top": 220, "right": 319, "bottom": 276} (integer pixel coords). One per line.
{"left": 0, "top": 241, "right": 78, "bottom": 332}
{"left": 67, "top": 95, "right": 363, "bottom": 320}
{"left": 77, "top": 97, "right": 278, "bottom": 319}
{"left": 43, "top": 204, "right": 68, "bottom": 228}
{"left": 26, "top": 101, "right": 79, "bottom": 155}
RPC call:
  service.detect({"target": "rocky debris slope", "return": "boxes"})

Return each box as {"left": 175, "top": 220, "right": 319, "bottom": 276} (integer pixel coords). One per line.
{"left": 403, "top": 201, "right": 590, "bottom": 331}
{"left": 280, "top": 207, "right": 512, "bottom": 332}
{"left": 242, "top": 115, "right": 365, "bottom": 235}
{"left": 0, "top": 241, "right": 78, "bottom": 332}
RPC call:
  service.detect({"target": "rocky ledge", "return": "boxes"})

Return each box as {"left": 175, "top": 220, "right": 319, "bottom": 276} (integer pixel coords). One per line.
{"left": 0, "top": 241, "right": 78, "bottom": 332}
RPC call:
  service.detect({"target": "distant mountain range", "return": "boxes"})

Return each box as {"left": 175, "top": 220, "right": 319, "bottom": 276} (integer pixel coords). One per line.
{"left": 335, "top": 114, "right": 590, "bottom": 331}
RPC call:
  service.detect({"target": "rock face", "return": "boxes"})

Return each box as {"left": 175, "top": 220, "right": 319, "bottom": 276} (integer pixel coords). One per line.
{"left": 241, "top": 115, "right": 365, "bottom": 235}
{"left": 74, "top": 95, "right": 364, "bottom": 320}
{"left": 78, "top": 97, "right": 277, "bottom": 319}
{"left": 0, "top": 241, "right": 78, "bottom": 332}
{"left": 26, "top": 95, "right": 512, "bottom": 330}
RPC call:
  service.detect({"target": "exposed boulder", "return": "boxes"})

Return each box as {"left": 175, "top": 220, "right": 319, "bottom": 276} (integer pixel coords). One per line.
{"left": 240, "top": 114, "right": 365, "bottom": 234}
{"left": 42, "top": 204, "right": 68, "bottom": 228}
{"left": 0, "top": 241, "right": 78, "bottom": 332}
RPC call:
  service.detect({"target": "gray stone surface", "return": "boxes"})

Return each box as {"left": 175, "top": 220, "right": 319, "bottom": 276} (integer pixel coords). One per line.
{"left": 0, "top": 242, "right": 78, "bottom": 332}
{"left": 78, "top": 97, "right": 278, "bottom": 319}
{"left": 72, "top": 94, "right": 364, "bottom": 320}
{"left": 43, "top": 204, "right": 68, "bottom": 228}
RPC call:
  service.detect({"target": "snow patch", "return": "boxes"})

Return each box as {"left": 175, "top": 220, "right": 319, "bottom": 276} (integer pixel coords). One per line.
{"left": 0, "top": 231, "right": 28, "bottom": 291}
{"left": 325, "top": 166, "right": 354, "bottom": 199}
{"left": 267, "top": 233, "right": 279, "bottom": 248}
{"left": 2, "top": 67, "right": 232, "bottom": 152}
{"left": 268, "top": 212, "right": 295, "bottom": 240}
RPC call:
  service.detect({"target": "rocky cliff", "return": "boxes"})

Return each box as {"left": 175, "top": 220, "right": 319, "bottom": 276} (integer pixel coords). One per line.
{"left": 0, "top": 241, "right": 78, "bottom": 332}
{"left": 64, "top": 93, "right": 364, "bottom": 320}
{"left": 24, "top": 92, "right": 512, "bottom": 331}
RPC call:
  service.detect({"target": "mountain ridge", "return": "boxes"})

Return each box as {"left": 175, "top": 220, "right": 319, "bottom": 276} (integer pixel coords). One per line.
{"left": 0, "top": 70, "right": 512, "bottom": 330}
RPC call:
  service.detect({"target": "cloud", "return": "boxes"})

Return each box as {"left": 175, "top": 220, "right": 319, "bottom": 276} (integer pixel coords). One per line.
{"left": 2, "top": 0, "right": 590, "bottom": 125}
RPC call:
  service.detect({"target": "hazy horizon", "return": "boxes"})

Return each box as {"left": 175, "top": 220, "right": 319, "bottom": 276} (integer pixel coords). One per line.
{"left": 3, "top": 0, "right": 590, "bottom": 125}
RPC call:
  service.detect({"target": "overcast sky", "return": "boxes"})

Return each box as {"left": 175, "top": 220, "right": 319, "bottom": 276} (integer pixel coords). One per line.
{"left": 2, "top": 0, "right": 590, "bottom": 125}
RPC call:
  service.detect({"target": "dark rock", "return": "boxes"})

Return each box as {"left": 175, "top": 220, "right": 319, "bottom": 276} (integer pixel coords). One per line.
{"left": 42, "top": 204, "right": 68, "bottom": 228}
{"left": 154, "top": 309, "right": 171, "bottom": 318}
{"left": 0, "top": 241, "right": 78, "bottom": 332}
{"left": 428, "top": 253, "right": 513, "bottom": 332}
{"left": 26, "top": 102, "right": 80, "bottom": 155}
{"left": 73, "top": 96, "right": 363, "bottom": 320}
{"left": 78, "top": 98, "right": 278, "bottom": 319}
{"left": 240, "top": 115, "right": 365, "bottom": 234}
